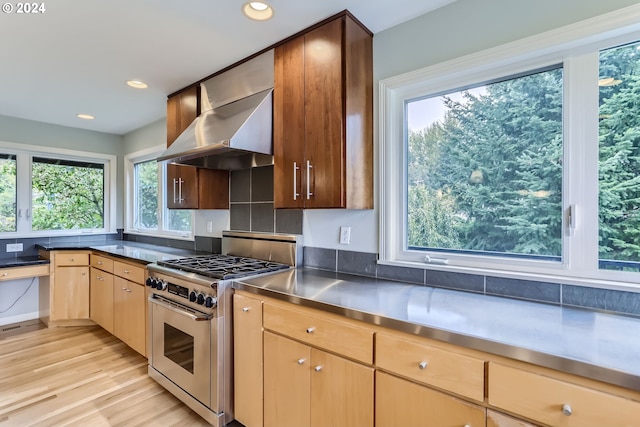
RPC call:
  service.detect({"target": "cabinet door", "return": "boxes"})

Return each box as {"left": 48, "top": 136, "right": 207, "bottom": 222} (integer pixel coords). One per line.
{"left": 167, "top": 163, "right": 198, "bottom": 209}
{"left": 198, "top": 168, "right": 229, "bottom": 209}
{"left": 233, "top": 294, "right": 264, "bottom": 427}
{"left": 274, "top": 36, "right": 306, "bottom": 209}
{"left": 375, "top": 371, "right": 485, "bottom": 427}
{"left": 167, "top": 86, "right": 198, "bottom": 147}
{"left": 90, "top": 267, "right": 114, "bottom": 334}
{"left": 264, "top": 332, "right": 310, "bottom": 427}
{"left": 303, "top": 18, "right": 345, "bottom": 209}
{"left": 113, "top": 276, "right": 146, "bottom": 356}
{"left": 52, "top": 266, "right": 89, "bottom": 321}
{"left": 310, "top": 348, "right": 374, "bottom": 427}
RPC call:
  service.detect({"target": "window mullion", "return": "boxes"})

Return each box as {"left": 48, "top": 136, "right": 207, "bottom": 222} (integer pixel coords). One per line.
{"left": 14, "top": 154, "right": 31, "bottom": 234}
{"left": 563, "top": 53, "right": 600, "bottom": 277}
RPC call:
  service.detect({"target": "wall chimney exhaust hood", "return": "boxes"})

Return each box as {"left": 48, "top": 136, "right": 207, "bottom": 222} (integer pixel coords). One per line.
{"left": 158, "top": 50, "right": 275, "bottom": 170}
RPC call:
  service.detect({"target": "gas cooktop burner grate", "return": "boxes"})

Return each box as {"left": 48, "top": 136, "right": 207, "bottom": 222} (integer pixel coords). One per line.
{"left": 157, "top": 254, "right": 290, "bottom": 280}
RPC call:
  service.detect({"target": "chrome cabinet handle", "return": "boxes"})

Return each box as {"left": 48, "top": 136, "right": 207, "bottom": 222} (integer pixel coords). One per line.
{"left": 562, "top": 404, "right": 572, "bottom": 416}
{"left": 122, "top": 287, "right": 131, "bottom": 293}
{"left": 297, "top": 358, "right": 306, "bottom": 365}
{"left": 242, "top": 307, "right": 250, "bottom": 312}
{"left": 314, "top": 365, "right": 322, "bottom": 372}
{"left": 97, "top": 276, "right": 104, "bottom": 281}
{"left": 306, "top": 160, "right": 313, "bottom": 199}
{"left": 123, "top": 269, "right": 130, "bottom": 274}
{"left": 97, "top": 261, "right": 103, "bottom": 265}
{"left": 418, "top": 361, "right": 428, "bottom": 370}
{"left": 306, "top": 327, "right": 315, "bottom": 334}
{"left": 177, "top": 178, "right": 185, "bottom": 203}
{"left": 293, "top": 162, "right": 300, "bottom": 200}
{"left": 173, "top": 178, "right": 178, "bottom": 204}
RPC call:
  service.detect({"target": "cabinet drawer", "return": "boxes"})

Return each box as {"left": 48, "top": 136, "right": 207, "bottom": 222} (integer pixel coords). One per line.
{"left": 113, "top": 261, "right": 145, "bottom": 284}
{"left": 376, "top": 371, "right": 485, "bottom": 427}
{"left": 263, "top": 302, "right": 374, "bottom": 364}
{"left": 91, "top": 254, "right": 114, "bottom": 273}
{"left": 376, "top": 332, "right": 485, "bottom": 402}
{"left": 0, "top": 264, "right": 49, "bottom": 281}
{"left": 488, "top": 363, "right": 640, "bottom": 427}
{"left": 55, "top": 252, "right": 89, "bottom": 266}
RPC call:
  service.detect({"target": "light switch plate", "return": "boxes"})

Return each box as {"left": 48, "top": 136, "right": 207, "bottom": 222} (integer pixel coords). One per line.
{"left": 339, "top": 226, "right": 351, "bottom": 245}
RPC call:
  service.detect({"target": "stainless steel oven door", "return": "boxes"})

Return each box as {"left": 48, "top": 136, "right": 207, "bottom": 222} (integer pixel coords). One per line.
{"left": 149, "top": 295, "right": 212, "bottom": 407}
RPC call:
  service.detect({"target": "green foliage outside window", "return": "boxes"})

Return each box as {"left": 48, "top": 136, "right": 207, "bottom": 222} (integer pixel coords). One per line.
{"left": 0, "top": 156, "right": 16, "bottom": 232}
{"left": 408, "top": 41, "right": 640, "bottom": 265}
{"left": 32, "top": 158, "right": 104, "bottom": 230}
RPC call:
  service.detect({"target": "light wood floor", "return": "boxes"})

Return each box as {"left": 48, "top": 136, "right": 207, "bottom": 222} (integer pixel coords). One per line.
{"left": 0, "top": 325, "right": 239, "bottom": 427}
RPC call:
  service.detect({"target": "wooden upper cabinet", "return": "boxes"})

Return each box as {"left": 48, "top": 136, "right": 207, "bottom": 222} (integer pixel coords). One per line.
{"left": 166, "top": 86, "right": 199, "bottom": 147}
{"left": 274, "top": 14, "right": 373, "bottom": 209}
{"left": 166, "top": 164, "right": 229, "bottom": 210}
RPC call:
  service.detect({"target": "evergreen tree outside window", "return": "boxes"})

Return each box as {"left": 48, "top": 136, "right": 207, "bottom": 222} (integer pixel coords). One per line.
{"left": 598, "top": 41, "right": 640, "bottom": 272}
{"left": 406, "top": 68, "right": 563, "bottom": 260}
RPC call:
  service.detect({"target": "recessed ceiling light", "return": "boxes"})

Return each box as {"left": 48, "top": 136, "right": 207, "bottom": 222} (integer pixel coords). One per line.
{"left": 126, "top": 80, "right": 148, "bottom": 89}
{"left": 242, "top": 1, "right": 273, "bottom": 21}
{"left": 76, "top": 114, "right": 95, "bottom": 120}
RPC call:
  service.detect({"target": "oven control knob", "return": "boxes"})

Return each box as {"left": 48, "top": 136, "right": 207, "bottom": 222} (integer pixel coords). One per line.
{"left": 189, "top": 291, "right": 197, "bottom": 302}
{"left": 205, "top": 296, "right": 217, "bottom": 308}
{"left": 197, "top": 293, "right": 205, "bottom": 305}
{"left": 157, "top": 280, "right": 167, "bottom": 291}
{"left": 145, "top": 277, "right": 155, "bottom": 287}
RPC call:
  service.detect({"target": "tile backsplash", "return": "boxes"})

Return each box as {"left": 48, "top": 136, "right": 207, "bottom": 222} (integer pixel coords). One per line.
{"left": 230, "top": 165, "right": 303, "bottom": 234}
{"left": 303, "top": 246, "right": 640, "bottom": 318}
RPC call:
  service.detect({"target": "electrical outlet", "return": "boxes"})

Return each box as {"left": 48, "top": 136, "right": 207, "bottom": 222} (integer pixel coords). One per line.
{"left": 6, "top": 243, "right": 23, "bottom": 252}
{"left": 339, "top": 226, "right": 351, "bottom": 245}
{"left": 206, "top": 221, "right": 213, "bottom": 233}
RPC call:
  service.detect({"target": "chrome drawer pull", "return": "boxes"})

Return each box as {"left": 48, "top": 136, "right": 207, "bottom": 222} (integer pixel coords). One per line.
{"left": 297, "top": 358, "right": 306, "bottom": 365}
{"left": 306, "top": 327, "right": 315, "bottom": 334}
{"left": 242, "top": 307, "right": 250, "bottom": 312}
{"left": 314, "top": 365, "right": 322, "bottom": 372}
{"left": 418, "top": 361, "right": 428, "bottom": 370}
{"left": 562, "top": 403, "right": 572, "bottom": 416}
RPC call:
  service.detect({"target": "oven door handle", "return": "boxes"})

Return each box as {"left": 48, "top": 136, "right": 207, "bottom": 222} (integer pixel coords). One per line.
{"left": 149, "top": 296, "right": 212, "bottom": 321}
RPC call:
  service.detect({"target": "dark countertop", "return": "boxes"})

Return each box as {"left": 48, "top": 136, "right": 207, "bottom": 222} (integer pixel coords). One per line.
{"left": 35, "top": 240, "right": 207, "bottom": 264}
{"left": 234, "top": 267, "right": 640, "bottom": 393}
{"left": 0, "top": 256, "right": 50, "bottom": 268}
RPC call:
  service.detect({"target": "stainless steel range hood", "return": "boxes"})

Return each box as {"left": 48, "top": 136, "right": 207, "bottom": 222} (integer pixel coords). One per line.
{"left": 158, "top": 50, "right": 275, "bottom": 170}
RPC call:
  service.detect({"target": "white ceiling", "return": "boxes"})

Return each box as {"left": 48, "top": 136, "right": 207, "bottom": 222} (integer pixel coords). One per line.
{"left": 0, "top": 0, "right": 454, "bottom": 135}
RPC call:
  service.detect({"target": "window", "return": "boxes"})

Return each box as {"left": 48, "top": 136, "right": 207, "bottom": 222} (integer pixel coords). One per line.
{"left": 32, "top": 157, "right": 105, "bottom": 231}
{"left": 598, "top": 41, "right": 640, "bottom": 272}
{"left": 0, "top": 143, "right": 114, "bottom": 236}
{"left": 126, "top": 148, "right": 193, "bottom": 239}
{"left": 380, "top": 9, "right": 640, "bottom": 288}
{"left": 0, "top": 154, "right": 16, "bottom": 232}
{"left": 406, "top": 67, "right": 563, "bottom": 261}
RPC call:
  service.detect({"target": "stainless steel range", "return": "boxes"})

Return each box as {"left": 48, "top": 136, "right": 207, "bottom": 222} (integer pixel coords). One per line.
{"left": 145, "top": 231, "right": 301, "bottom": 426}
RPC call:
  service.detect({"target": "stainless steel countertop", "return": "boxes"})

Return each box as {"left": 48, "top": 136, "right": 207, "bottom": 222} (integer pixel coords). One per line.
{"left": 36, "top": 241, "right": 205, "bottom": 264}
{"left": 233, "top": 267, "right": 640, "bottom": 392}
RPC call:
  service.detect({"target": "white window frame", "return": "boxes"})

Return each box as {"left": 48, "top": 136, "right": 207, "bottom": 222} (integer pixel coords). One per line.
{"left": 379, "top": 5, "right": 640, "bottom": 290}
{"left": 125, "top": 146, "right": 194, "bottom": 240}
{"left": 0, "top": 140, "right": 116, "bottom": 237}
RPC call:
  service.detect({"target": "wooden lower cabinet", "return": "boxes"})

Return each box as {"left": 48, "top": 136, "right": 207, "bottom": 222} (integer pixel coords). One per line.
{"left": 113, "top": 276, "right": 146, "bottom": 356}
{"left": 375, "top": 371, "right": 485, "bottom": 427}
{"left": 51, "top": 265, "right": 90, "bottom": 321}
{"left": 89, "top": 266, "right": 114, "bottom": 334}
{"left": 263, "top": 331, "right": 374, "bottom": 427}
{"left": 233, "top": 293, "right": 264, "bottom": 427}
{"left": 487, "top": 410, "right": 539, "bottom": 427}
{"left": 488, "top": 363, "right": 640, "bottom": 427}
